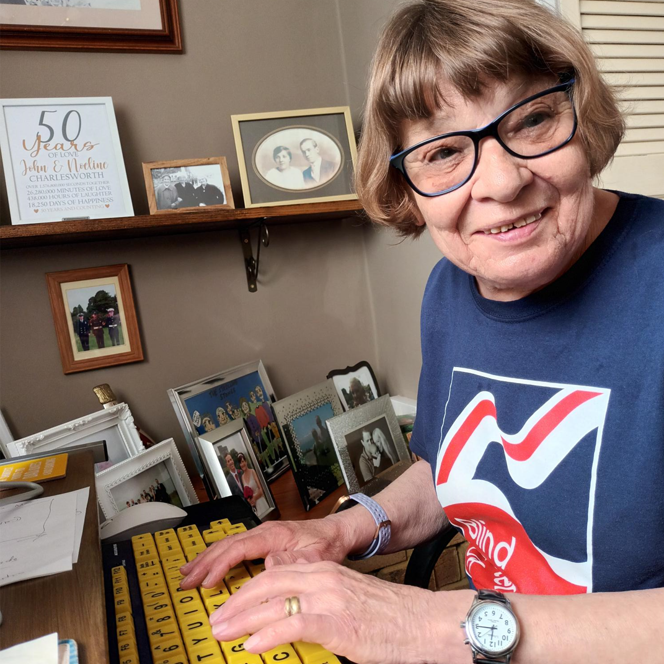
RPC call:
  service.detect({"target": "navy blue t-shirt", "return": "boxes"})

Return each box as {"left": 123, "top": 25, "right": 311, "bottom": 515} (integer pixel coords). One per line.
{"left": 410, "top": 192, "right": 664, "bottom": 595}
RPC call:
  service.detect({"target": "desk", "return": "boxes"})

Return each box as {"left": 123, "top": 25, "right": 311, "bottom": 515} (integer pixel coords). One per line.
{"left": 0, "top": 449, "right": 109, "bottom": 663}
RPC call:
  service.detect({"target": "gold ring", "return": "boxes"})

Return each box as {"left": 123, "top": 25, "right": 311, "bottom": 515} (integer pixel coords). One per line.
{"left": 284, "top": 596, "right": 301, "bottom": 617}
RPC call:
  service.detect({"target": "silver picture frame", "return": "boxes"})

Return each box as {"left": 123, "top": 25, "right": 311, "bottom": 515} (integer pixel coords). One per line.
{"left": 326, "top": 394, "right": 412, "bottom": 495}
{"left": 198, "top": 419, "right": 278, "bottom": 522}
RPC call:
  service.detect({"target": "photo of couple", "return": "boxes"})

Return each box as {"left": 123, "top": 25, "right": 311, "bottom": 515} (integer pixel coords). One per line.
{"left": 110, "top": 464, "right": 182, "bottom": 513}
{"left": 151, "top": 166, "right": 226, "bottom": 211}
{"left": 345, "top": 416, "right": 399, "bottom": 488}
{"left": 255, "top": 128, "right": 342, "bottom": 192}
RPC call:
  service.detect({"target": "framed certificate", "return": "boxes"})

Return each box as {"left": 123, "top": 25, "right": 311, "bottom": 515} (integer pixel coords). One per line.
{"left": 0, "top": 96, "right": 133, "bottom": 225}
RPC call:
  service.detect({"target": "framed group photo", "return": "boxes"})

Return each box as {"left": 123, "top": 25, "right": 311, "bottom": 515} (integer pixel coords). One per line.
{"left": 327, "top": 394, "right": 411, "bottom": 495}
{"left": 0, "top": 0, "right": 182, "bottom": 53}
{"left": 96, "top": 438, "right": 198, "bottom": 520}
{"left": 231, "top": 106, "right": 358, "bottom": 208}
{"left": 273, "top": 380, "right": 344, "bottom": 511}
{"left": 198, "top": 419, "right": 278, "bottom": 521}
{"left": 327, "top": 360, "right": 381, "bottom": 411}
{"left": 142, "top": 157, "right": 234, "bottom": 214}
{"left": 45, "top": 264, "right": 143, "bottom": 374}
{"left": 168, "top": 360, "right": 290, "bottom": 484}
{"left": 0, "top": 97, "right": 133, "bottom": 225}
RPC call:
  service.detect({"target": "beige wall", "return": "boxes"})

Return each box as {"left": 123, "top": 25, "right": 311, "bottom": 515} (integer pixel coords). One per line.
{"left": 0, "top": 0, "right": 439, "bottom": 472}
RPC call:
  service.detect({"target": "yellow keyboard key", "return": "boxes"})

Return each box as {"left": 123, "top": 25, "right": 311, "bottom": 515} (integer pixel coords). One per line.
{"left": 139, "top": 567, "right": 165, "bottom": 581}
{"left": 262, "top": 644, "right": 302, "bottom": 664}
{"left": 308, "top": 653, "right": 342, "bottom": 664}
{"left": 116, "top": 611, "right": 133, "bottom": 628}
{"left": 153, "top": 656, "right": 188, "bottom": 664}
{"left": 293, "top": 642, "right": 326, "bottom": 660}
{"left": 246, "top": 560, "right": 265, "bottom": 577}
{"left": 140, "top": 577, "right": 168, "bottom": 594}
{"left": 188, "top": 641, "right": 224, "bottom": 663}
{"left": 209, "top": 518, "right": 231, "bottom": 530}
{"left": 185, "top": 546, "right": 207, "bottom": 562}
{"left": 155, "top": 528, "right": 177, "bottom": 540}
{"left": 116, "top": 625, "right": 135, "bottom": 641}
{"left": 113, "top": 583, "right": 130, "bottom": 603}
{"left": 221, "top": 636, "right": 250, "bottom": 663}
{"left": 135, "top": 546, "right": 159, "bottom": 563}
{"left": 118, "top": 655, "right": 139, "bottom": 664}
{"left": 227, "top": 576, "right": 251, "bottom": 594}
{"left": 137, "top": 559, "right": 160, "bottom": 572}
{"left": 148, "top": 624, "right": 181, "bottom": 646}
{"left": 225, "top": 524, "right": 247, "bottom": 535}
{"left": 223, "top": 654, "right": 263, "bottom": 664}
{"left": 159, "top": 541, "right": 185, "bottom": 559}
{"left": 117, "top": 637, "right": 138, "bottom": 660}
{"left": 202, "top": 529, "right": 226, "bottom": 545}
{"left": 144, "top": 599, "right": 173, "bottom": 616}
{"left": 112, "top": 564, "right": 127, "bottom": 577}
{"left": 179, "top": 610, "right": 209, "bottom": 634}
{"left": 183, "top": 627, "right": 216, "bottom": 653}
{"left": 200, "top": 584, "right": 230, "bottom": 601}
{"left": 132, "top": 532, "right": 154, "bottom": 544}
{"left": 147, "top": 610, "right": 178, "bottom": 629}
{"left": 114, "top": 596, "right": 131, "bottom": 613}
{"left": 224, "top": 565, "right": 250, "bottom": 585}
{"left": 152, "top": 638, "right": 186, "bottom": 661}
{"left": 163, "top": 557, "right": 188, "bottom": 573}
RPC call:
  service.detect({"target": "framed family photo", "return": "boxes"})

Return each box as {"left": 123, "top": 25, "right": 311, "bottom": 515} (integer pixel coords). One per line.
{"left": 45, "top": 264, "right": 143, "bottom": 374}
{"left": 0, "top": 0, "right": 182, "bottom": 53}
{"left": 327, "top": 360, "right": 381, "bottom": 411}
{"left": 96, "top": 438, "right": 198, "bottom": 520}
{"left": 198, "top": 419, "right": 278, "bottom": 522}
{"left": 272, "top": 380, "right": 344, "bottom": 511}
{"left": 142, "top": 157, "right": 234, "bottom": 214}
{"left": 168, "top": 360, "right": 290, "bottom": 484}
{"left": 0, "top": 97, "right": 133, "bottom": 225}
{"left": 231, "top": 106, "right": 358, "bottom": 208}
{"left": 327, "top": 394, "right": 411, "bottom": 495}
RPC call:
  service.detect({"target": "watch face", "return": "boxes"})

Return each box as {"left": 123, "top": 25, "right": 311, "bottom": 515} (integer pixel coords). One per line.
{"left": 468, "top": 601, "right": 519, "bottom": 655}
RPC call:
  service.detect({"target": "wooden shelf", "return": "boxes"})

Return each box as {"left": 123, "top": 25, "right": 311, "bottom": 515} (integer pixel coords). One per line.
{"left": 0, "top": 200, "right": 365, "bottom": 249}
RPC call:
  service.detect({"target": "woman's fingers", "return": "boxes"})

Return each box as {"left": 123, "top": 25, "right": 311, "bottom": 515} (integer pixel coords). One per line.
{"left": 210, "top": 596, "right": 290, "bottom": 641}
{"left": 243, "top": 613, "right": 333, "bottom": 655}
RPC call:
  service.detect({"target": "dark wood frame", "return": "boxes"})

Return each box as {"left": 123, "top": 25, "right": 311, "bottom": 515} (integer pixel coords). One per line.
{"left": 0, "top": 0, "right": 182, "bottom": 53}
{"left": 142, "top": 157, "right": 235, "bottom": 215}
{"left": 46, "top": 263, "right": 144, "bottom": 375}
{"left": 326, "top": 360, "right": 381, "bottom": 411}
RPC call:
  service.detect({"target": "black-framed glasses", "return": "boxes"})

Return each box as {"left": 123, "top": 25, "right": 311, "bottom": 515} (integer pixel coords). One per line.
{"left": 390, "top": 79, "right": 577, "bottom": 197}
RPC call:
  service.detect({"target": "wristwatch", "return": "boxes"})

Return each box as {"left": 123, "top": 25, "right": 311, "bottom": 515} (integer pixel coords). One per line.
{"left": 461, "top": 589, "right": 520, "bottom": 663}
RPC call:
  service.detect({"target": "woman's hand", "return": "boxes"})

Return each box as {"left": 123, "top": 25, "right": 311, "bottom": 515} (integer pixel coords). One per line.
{"left": 208, "top": 560, "right": 471, "bottom": 664}
{"left": 179, "top": 518, "right": 358, "bottom": 591}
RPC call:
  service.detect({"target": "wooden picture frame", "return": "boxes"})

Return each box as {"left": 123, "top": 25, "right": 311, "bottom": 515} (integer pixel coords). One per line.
{"left": 231, "top": 106, "right": 358, "bottom": 208}
{"left": 142, "top": 157, "right": 234, "bottom": 215}
{"left": 0, "top": 0, "right": 182, "bottom": 54}
{"left": 327, "top": 360, "right": 381, "bottom": 411}
{"left": 46, "top": 263, "right": 143, "bottom": 374}
{"left": 96, "top": 438, "right": 198, "bottom": 520}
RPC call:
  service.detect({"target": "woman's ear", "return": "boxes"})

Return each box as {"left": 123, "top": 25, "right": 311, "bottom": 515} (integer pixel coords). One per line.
{"left": 412, "top": 204, "right": 426, "bottom": 227}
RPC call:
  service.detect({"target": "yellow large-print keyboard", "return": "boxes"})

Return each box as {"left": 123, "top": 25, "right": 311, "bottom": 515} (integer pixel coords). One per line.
{"left": 104, "top": 514, "right": 344, "bottom": 664}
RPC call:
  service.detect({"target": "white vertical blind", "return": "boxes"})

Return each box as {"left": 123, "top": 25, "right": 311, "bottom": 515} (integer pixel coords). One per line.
{"left": 560, "top": 0, "right": 664, "bottom": 197}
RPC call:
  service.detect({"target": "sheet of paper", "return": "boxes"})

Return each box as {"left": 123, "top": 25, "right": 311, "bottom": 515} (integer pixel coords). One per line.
{"left": 0, "top": 632, "right": 58, "bottom": 664}
{"left": 0, "top": 491, "right": 77, "bottom": 588}
{"left": 72, "top": 487, "right": 89, "bottom": 564}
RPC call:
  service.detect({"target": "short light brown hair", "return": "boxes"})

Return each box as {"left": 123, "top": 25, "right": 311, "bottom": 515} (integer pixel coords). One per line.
{"left": 356, "top": 0, "right": 625, "bottom": 237}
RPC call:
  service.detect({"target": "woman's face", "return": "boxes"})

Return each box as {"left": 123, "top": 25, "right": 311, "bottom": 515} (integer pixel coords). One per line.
{"left": 400, "top": 76, "right": 603, "bottom": 301}
{"left": 239, "top": 457, "right": 248, "bottom": 471}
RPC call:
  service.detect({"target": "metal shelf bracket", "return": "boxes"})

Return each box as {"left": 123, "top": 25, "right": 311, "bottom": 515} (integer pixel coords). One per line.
{"left": 239, "top": 219, "right": 270, "bottom": 293}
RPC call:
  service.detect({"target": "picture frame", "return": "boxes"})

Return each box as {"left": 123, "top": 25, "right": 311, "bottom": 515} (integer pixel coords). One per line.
{"left": 96, "top": 438, "right": 198, "bottom": 520}
{"left": 142, "top": 157, "right": 235, "bottom": 215}
{"left": 168, "top": 360, "right": 290, "bottom": 484}
{"left": 45, "top": 264, "right": 144, "bottom": 374}
{"left": 4, "top": 402, "right": 145, "bottom": 473}
{"left": 0, "top": 97, "right": 134, "bottom": 225}
{"left": 326, "top": 394, "right": 412, "bottom": 495}
{"left": 198, "top": 419, "right": 278, "bottom": 522}
{"left": 272, "top": 380, "right": 345, "bottom": 511}
{"left": 231, "top": 106, "right": 358, "bottom": 208}
{"left": 0, "top": 0, "right": 182, "bottom": 54}
{"left": 327, "top": 360, "right": 381, "bottom": 411}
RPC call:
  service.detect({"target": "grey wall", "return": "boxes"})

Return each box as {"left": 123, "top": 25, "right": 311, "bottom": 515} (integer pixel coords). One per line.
{"left": 0, "top": 0, "right": 441, "bottom": 472}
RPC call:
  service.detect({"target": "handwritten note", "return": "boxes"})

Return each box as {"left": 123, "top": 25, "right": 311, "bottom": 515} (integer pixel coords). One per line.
{"left": 0, "top": 489, "right": 88, "bottom": 588}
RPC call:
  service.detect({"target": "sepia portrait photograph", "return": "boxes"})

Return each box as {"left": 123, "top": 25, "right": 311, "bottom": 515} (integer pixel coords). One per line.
{"left": 143, "top": 157, "right": 234, "bottom": 214}
{"left": 344, "top": 415, "right": 399, "bottom": 488}
{"left": 232, "top": 107, "right": 358, "bottom": 207}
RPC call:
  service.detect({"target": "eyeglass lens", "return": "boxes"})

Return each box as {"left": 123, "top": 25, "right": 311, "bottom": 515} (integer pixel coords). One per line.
{"left": 403, "top": 89, "right": 575, "bottom": 195}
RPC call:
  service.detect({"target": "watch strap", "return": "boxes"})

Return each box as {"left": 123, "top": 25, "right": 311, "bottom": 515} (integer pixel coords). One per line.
{"left": 344, "top": 493, "right": 391, "bottom": 560}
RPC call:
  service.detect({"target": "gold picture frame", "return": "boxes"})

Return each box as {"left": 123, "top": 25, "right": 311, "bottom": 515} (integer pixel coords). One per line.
{"left": 142, "top": 157, "right": 235, "bottom": 215}
{"left": 231, "top": 106, "right": 358, "bottom": 208}
{"left": 46, "top": 264, "right": 144, "bottom": 375}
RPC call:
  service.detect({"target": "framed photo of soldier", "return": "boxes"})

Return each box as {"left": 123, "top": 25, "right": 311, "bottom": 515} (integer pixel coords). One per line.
{"left": 231, "top": 106, "right": 358, "bottom": 208}
{"left": 45, "top": 263, "right": 144, "bottom": 375}
{"left": 142, "top": 157, "right": 234, "bottom": 214}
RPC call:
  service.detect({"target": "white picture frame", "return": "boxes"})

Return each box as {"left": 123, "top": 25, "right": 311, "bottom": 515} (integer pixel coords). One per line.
{"left": 5, "top": 402, "right": 145, "bottom": 472}
{"left": 0, "top": 97, "right": 134, "bottom": 225}
{"left": 198, "top": 419, "right": 278, "bottom": 521}
{"left": 96, "top": 438, "right": 198, "bottom": 519}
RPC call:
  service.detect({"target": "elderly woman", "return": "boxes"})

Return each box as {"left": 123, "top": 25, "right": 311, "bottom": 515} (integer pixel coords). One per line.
{"left": 181, "top": 1, "right": 663, "bottom": 662}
